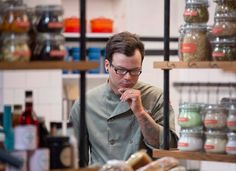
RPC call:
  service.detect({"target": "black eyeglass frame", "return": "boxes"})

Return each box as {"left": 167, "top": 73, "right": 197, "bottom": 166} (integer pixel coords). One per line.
{"left": 110, "top": 63, "right": 142, "bottom": 76}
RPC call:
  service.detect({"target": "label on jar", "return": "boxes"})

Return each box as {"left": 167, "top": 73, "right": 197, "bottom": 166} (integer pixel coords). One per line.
{"left": 204, "top": 144, "right": 215, "bottom": 150}
{"left": 184, "top": 10, "right": 198, "bottom": 16}
{"left": 48, "top": 22, "right": 64, "bottom": 29}
{"left": 13, "top": 50, "right": 31, "bottom": 58}
{"left": 204, "top": 119, "right": 218, "bottom": 125}
{"left": 60, "top": 146, "right": 72, "bottom": 167}
{"left": 15, "top": 21, "right": 30, "bottom": 29}
{"left": 178, "top": 142, "right": 189, "bottom": 147}
{"left": 50, "top": 50, "right": 66, "bottom": 57}
{"left": 212, "top": 27, "right": 223, "bottom": 35}
{"left": 212, "top": 52, "right": 225, "bottom": 58}
{"left": 29, "top": 149, "right": 49, "bottom": 171}
{"left": 226, "top": 146, "right": 236, "bottom": 151}
{"left": 178, "top": 117, "right": 189, "bottom": 122}
{"left": 227, "top": 121, "right": 236, "bottom": 126}
{"left": 181, "top": 43, "right": 197, "bottom": 53}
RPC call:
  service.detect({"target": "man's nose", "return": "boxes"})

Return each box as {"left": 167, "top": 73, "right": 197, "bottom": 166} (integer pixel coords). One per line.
{"left": 123, "top": 71, "right": 132, "bottom": 79}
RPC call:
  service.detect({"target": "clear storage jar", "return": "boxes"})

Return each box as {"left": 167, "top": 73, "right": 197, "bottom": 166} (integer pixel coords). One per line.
{"left": 184, "top": 0, "right": 209, "bottom": 23}
{"left": 203, "top": 104, "right": 227, "bottom": 130}
{"left": 178, "top": 128, "right": 203, "bottom": 151}
{"left": 212, "top": 15, "right": 236, "bottom": 37}
{"left": 1, "top": 4, "right": 30, "bottom": 33}
{"left": 214, "top": 0, "right": 236, "bottom": 17}
{"left": 1, "top": 33, "right": 31, "bottom": 62}
{"left": 34, "top": 5, "right": 64, "bottom": 33}
{"left": 227, "top": 103, "right": 236, "bottom": 131}
{"left": 226, "top": 132, "right": 236, "bottom": 155}
{"left": 178, "top": 103, "right": 203, "bottom": 128}
{"left": 178, "top": 24, "right": 211, "bottom": 62}
{"left": 211, "top": 37, "right": 236, "bottom": 61}
{"left": 204, "top": 130, "right": 227, "bottom": 153}
{"left": 33, "top": 33, "right": 66, "bottom": 61}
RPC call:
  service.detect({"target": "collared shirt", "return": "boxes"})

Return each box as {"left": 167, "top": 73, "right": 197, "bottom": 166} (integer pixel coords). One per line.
{"left": 69, "top": 81, "right": 177, "bottom": 165}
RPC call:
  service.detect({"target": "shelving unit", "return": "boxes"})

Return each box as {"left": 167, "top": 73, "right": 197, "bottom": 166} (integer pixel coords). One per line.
{"left": 153, "top": 149, "right": 236, "bottom": 163}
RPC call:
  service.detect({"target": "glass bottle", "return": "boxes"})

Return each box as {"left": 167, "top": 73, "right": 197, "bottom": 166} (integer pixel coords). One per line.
{"left": 226, "top": 132, "right": 236, "bottom": 155}
{"left": 227, "top": 103, "right": 236, "bottom": 131}
{"left": 12, "top": 104, "right": 22, "bottom": 127}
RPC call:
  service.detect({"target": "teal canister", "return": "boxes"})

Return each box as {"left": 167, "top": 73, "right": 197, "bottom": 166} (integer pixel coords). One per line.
{"left": 3, "top": 105, "right": 14, "bottom": 151}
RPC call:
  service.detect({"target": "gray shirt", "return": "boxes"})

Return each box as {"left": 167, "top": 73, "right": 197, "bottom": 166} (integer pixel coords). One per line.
{"left": 69, "top": 81, "right": 177, "bottom": 165}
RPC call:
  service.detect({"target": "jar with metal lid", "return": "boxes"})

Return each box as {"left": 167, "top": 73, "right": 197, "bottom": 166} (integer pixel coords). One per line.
{"left": 211, "top": 37, "right": 236, "bottom": 61}
{"left": 214, "top": 0, "right": 236, "bottom": 17}
{"left": 178, "top": 128, "right": 203, "bottom": 151}
{"left": 203, "top": 104, "right": 227, "bottom": 130}
{"left": 46, "top": 136, "right": 72, "bottom": 169}
{"left": 212, "top": 15, "right": 236, "bottom": 37}
{"left": 1, "top": 4, "right": 30, "bottom": 33}
{"left": 227, "top": 103, "right": 236, "bottom": 131}
{"left": 34, "top": 5, "right": 64, "bottom": 33}
{"left": 33, "top": 33, "right": 66, "bottom": 61}
{"left": 179, "top": 24, "right": 211, "bottom": 62}
{"left": 184, "top": 0, "right": 209, "bottom": 23}
{"left": 1, "top": 33, "right": 31, "bottom": 62}
{"left": 178, "top": 103, "right": 203, "bottom": 128}
{"left": 204, "top": 130, "right": 227, "bottom": 153}
{"left": 226, "top": 132, "right": 236, "bottom": 155}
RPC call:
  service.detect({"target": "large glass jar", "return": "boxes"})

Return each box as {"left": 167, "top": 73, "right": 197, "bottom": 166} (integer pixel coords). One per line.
{"left": 34, "top": 5, "right": 64, "bottom": 33}
{"left": 212, "top": 15, "right": 236, "bottom": 37}
{"left": 1, "top": 33, "right": 31, "bottom": 62}
{"left": 33, "top": 33, "right": 66, "bottom": 61}
{"left": 226, "top": 132, "right": 236, "bottom": 155}
{"left": 214, "top": 0, "right": 236, "bottom": 17}
{"left": 178, "top": 128, "right": 203, "bottom": 152}
{"left": 0, "top": 1, "right": 9, "bottom": 32}
{"left": 1, "top": 4, "right": 30, "bottom": 33}
{"left": 203, "top": 104, "right": 227, "bottom": 130}
{"left": 179, "top": 24, "right": 211, "bottom": 62}
{"left": 184, "top": 0, "right": 209, "bottom": 23}
{"left": 211, "top": 37, "right": 236, "bottom": 61}
{"left": 178, "top": 103, "right": 203, "bottom": 128}
{"left": 227, "top": 103, "right": 236, "bottom": 131}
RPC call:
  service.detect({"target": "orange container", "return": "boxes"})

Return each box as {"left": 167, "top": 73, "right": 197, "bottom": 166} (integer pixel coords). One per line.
{"left": 90, "top": 17, "right": 113, "bottom": 33}
{"left": 64, "top": 17, "right": 80, "bottom": 32}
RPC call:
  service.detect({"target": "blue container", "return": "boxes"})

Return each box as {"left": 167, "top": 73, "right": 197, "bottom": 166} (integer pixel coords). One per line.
{"left": 88, "top": 47, "right": 101, "bottom": 74}
{"left": 3, "top": 105, "right": 14, "bottom": 151}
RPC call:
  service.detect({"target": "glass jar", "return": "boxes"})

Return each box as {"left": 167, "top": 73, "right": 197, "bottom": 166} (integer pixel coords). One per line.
{"left": 1, "top": 4, "right": 30, "bottom": 33}
{"left": 212, "top": 15, "right": 236, "bottom": 37}
{"left": 184, "top": 0, "right": 209, "bottom": 23}
{"left": 0, "top": 1, "right": 9, "bottom": 32}
{"left": 211, "top": 37, "right": 236, "bottom": 61}
{"left": 214, "top": 0, "right": 236, "bottom": 17}
{"left": 34, "top": 5, "right": 64, "bottom": 33}
{"left": 179, "top": 24, "right": 211, "bottom": 62}
{"left": 33, "top": 33, "right": 66, "bottom": 61}
{"left": 178, "top": 128, "right": 203, "bottom": 151}
{"left": 1, "top": 33, "right": 31, "bottom": 62}
{"left": 203, "top": 104, "right": 227, "bottom": 130}
{"left": 226, "top": 132, "right": 236, "bottom": 155}
{"left": 227, "top": 103, "right": 236, "bottom": 131}
{"left": 178, "top": 103, "right": 203, "bottom": 128}
{"left": 204, "top": 130, "right": 227, "bottom": 153}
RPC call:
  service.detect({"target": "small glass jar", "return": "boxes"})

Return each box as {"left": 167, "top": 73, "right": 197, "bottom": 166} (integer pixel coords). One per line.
{"left": 226, "top": 132, "right": 236, "bottom": 155}
{"left": 203, "top": 104, "right": 227, "bottom": 130}
{"left": 214, "top": 0, "right": 236, "bottom": 17}
{"left": 34, "top": 5, "right": 64, "bottom": 33}
{"left": 1, "top": 33, "right": 31, "bottom": 62}
{"left": 227, "top": 103, "right": 236, "bottom": 131}
{"left": 204, "top": 130, "right": 227, "bottom": 154}
{"left": 179, "top": 24, "right": 211, "bottom": 62}
{"left": 178, "top": 103, "right": 203, "bottom": 128}
{"left": 178, "top": 128, "right": 203, "bottom": 151}
{"left": 184, "top": 0, "right": 209, "bottom": 23}
{"left": 211, "top": 37, "right": 236, "bottom": 61}
{"left": 212, "top": 15, "right": 236, "bottom": 37}
{"left": 33, "top": 33, "right": 66, "bottom": 61}
{"left": 1, "top": 4, "right": 30, "bottom": 33}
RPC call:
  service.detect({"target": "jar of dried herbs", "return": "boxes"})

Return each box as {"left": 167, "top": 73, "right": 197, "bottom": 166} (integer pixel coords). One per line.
{"left": 211, "top": 37, "right": 236, "bottom": 61}
{"left": 214, "top": 0, "right": 236, "bottom": 17}
{"left": 184, "top": 0, "right": 209, "bottom": 23}
{"left": 212, "top": 15, "right": 236, "bottom": 37}
{"left": 179, "top": 24, "right": 211, "bottom": 62}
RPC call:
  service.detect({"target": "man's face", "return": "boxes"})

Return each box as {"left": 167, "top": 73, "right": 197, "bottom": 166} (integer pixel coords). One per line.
{"left": 105, "top": 49, "right": 142, "bottom": 95}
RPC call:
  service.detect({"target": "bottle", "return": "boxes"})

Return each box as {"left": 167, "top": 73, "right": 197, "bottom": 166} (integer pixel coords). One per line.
{"left": 12, "top": 104, "right": 22, "bottom": 127}
{"left": 3, "top": 105, "right": 14, "bottom": 151}
{"left": 14, "top": 91, "right": 38, "bottom": 150}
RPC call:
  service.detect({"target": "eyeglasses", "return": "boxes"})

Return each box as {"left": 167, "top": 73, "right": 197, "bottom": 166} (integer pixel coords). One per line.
{"left": 110, "top": 63, "right": 142, "bottom": 76}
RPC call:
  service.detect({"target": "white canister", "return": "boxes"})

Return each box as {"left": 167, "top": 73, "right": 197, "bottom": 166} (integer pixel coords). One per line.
{"left": 204, "top": 130, "right": 227, "bottom": 154}
{"left": 29, "top": 148, "right": 49, "bottom": 171}
{"left": 226, "top": 132, "right": 236, "bottom": 155}
{"left": 178, "top": 128, "right": 203, "bottom": 152}
{"left": 6, "top": 151, "right": 27, "bottom": 171}
{"left": 14, "top": 125, "right": 37, "bottom": 150}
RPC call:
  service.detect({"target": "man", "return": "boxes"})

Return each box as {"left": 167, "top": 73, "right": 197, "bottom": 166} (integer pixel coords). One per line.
{"left": 69, "top": 31, "right": 178, "bottom": 165}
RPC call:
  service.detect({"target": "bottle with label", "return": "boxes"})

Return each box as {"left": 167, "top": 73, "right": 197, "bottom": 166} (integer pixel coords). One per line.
{"left": 12, "top": 104, "right": 22, "bottom": 127}
{"left": 14, "top": 91, "right": 38, "bottom": 150}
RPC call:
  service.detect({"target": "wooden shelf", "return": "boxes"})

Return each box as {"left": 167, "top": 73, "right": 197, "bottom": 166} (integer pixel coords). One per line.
{"left": 0, "top": 61, "right": 99, "bottom": 70}
{"left": 153, "top": 61, "right": 236, "bottom": 70}
{"left": 153, "top": 149, "right": 236, "bottom": 163}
